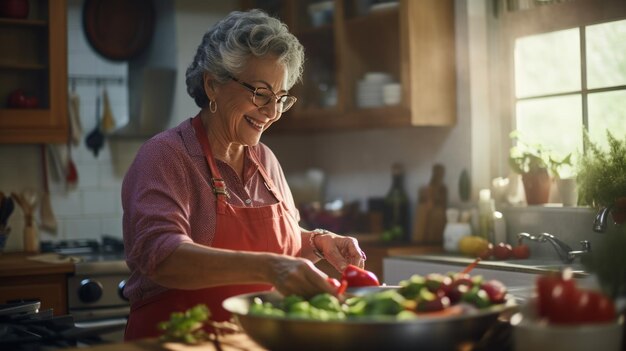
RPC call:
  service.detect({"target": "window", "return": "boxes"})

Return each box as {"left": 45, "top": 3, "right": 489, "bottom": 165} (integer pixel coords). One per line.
{"left": 496, "top": 0, "right": 626, "bottom": 179}
{"left": 513, "top": 18, "right": 626, "bottom": 172}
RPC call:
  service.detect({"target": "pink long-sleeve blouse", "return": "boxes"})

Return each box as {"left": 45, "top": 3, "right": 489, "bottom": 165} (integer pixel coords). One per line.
{"left": 121, "top": 118, "right": 300, "bottom": 304}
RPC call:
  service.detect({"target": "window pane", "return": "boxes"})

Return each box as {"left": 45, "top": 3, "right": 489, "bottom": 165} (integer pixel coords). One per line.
{"left": 514, "top": 28, "right": 581, "bottom": 98}
{"left": 516, "top": 95, "right": 583, "bottom": 161}
{"left": 588, "top": 90, "right": 626, "bottom": 150}
{"left": 586, "top": 19, "right": 626, "bottom": 89}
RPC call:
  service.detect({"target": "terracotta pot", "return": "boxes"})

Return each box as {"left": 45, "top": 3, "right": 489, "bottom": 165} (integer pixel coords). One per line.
{"left": 521, "top": 169, "right": 551, "bottom": 205}
{"left": 611, "top": 197, "right": 626, "bottom": 225}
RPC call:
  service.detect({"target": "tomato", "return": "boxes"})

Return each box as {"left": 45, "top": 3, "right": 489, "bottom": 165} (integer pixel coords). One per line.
{"left": 7, "top": 89, "right": 26, "bottom": 108}
{"left": 536, "top": 270, "right": 577, "bottom": 320}
{"left": 581, "top": 290, "right": 616, "bottom": 323}
{"left": 24, "top": 96, "right": 39, "bottom": 108}
{"left": 424, "top": 273, "right": 452, "bottom": 295}
{"left": 512, "top": 244, "right": 530, "bottom": 259}
{"left": 480, "top": 279, "right": 507, "bottom": 303}
{"left": 7, "top": 89, "right": 38, "bottom": 108}
{"left": 341, "top": 264, "right": 380, "bottom": 287}
{"left": 492, "top": 242, "right": 512, "bottom": 260}
{"left": 535, "top": 269, "right": 615, "bottom": 324}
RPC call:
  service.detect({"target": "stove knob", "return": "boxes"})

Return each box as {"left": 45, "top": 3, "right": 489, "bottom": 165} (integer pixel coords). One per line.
{"left": 78, "top": 279, "right": 103, "bottom": 303}
{"left": 118, "top": 280, "right": 129, "bottom": 301}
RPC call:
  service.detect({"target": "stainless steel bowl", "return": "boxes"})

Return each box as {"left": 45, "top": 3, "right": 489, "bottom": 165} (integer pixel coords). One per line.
{"left": 223, "top": 286, "right": 518, "bottom": 351}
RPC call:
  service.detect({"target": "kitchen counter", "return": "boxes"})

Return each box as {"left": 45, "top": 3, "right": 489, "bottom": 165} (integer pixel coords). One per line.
{"left": 63, "top": 334, "right": 266, "bottom": 351}
{"left": 389, "top": 253, "right": 588, "bottom": 277}
{"left": 0, "top": 252, "right": 75, "bottom": 277}
{"left": 0, "top": 252, "right": 75, "bottom": 315}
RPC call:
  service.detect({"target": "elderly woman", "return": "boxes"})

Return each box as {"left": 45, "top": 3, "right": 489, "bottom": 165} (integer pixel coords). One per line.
{"left": 121, "top": 9, "right": 366, "bottom": 340}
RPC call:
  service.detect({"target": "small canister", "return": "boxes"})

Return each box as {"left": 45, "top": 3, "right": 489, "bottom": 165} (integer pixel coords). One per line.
{"left": 443, "top": 208, "right": 472, "bottom": 252}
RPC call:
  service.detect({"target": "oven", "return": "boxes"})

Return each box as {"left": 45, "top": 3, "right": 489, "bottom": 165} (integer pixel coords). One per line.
{"left": 43, "top": 235, "right": 131, "bottom": 343}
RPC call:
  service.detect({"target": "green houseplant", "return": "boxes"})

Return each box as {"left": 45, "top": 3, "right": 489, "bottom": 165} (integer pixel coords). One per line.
{"left": 508, "top": 131, "right": 572, "bottom": 205}
{"left": 576, "top": 130, "right": 626, "bottom": 215}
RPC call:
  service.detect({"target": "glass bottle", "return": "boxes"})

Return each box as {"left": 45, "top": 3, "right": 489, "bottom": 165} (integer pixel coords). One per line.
{"left": 383, "top": 163, "right": 410, "bottom": 241}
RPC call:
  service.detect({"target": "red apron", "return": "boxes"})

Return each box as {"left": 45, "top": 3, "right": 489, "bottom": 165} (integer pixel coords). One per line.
{"left": 124, "top": 116, "right": 301, "bottom": 340}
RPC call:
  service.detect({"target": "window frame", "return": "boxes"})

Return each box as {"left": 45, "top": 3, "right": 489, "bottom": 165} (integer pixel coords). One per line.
{"left": 491, "top": 0, "right": 626, "bottom": 183}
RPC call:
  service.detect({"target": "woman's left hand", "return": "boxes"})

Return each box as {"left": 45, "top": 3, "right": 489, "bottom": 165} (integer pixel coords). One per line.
{"left": 313, "top": 231, "right": 366, "bottom": 272}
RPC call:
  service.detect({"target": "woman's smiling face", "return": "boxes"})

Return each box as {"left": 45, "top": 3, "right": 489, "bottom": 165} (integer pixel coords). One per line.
{"left": 210, "top": 55, "right": 289, "bottom": 146}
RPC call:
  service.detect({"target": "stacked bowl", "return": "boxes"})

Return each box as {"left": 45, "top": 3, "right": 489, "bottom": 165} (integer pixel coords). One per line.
{"left": 356, "top": 72, "right": 400, "bottom": 108}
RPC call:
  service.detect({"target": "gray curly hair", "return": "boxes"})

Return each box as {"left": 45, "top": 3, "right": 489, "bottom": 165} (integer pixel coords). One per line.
{"left": 186, "top": 9, "right": 305, "bottom": 109}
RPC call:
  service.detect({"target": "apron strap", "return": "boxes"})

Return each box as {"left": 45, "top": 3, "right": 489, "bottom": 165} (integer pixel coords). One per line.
{"left": 192, "top": 116, "right": 228, "bottom": 212}
{"left": 192, "top": 115, "right": 284, "bottom": 206}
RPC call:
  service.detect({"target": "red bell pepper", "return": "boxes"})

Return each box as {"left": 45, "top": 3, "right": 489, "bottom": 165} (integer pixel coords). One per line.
{"left": 341, "top": 264, "right": 380, "bottom": 287}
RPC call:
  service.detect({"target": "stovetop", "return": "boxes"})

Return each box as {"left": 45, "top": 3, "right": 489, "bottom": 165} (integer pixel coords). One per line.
{"left": 0, "top": 301, "right": 124, "bottom": 350}
{"left": 40, "top": 235, "right": 125, "bottom": 262}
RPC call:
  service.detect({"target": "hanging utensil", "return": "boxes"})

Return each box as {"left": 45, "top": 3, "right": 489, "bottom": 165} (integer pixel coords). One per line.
{"left": 86, "top": 85, "right": 105, "bottom": 157}
{"left": 66, "top": 135, "right": 79, "bottom": 187}
{"left": 40, "top": 145, "right": 57, "bottom": 232}
{"left": 68, "top": 82, "right": 83, "bottom": 146}
{"left": 100, "top": 84, "right": 116, "bottom": 133}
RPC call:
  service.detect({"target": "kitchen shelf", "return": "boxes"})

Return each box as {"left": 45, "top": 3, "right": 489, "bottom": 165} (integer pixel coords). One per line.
{"left": 242, "top": 0, "right": 456, "bottom": 133}
{"left": 0, "top": 18, "right": 48, "bottom": 27}
{"left": 0, "top": 0, "right": 68, "bottom": 144}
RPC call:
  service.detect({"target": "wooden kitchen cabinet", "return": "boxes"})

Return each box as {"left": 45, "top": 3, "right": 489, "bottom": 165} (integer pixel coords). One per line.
{"left": 0, "top": 0, "right": 68, "bottom": 143}
{"left": 0, "top": 253, "right": 74, "bottom": 315}
{"left": 241, "top": 0, "right": 456, "bottom": 132}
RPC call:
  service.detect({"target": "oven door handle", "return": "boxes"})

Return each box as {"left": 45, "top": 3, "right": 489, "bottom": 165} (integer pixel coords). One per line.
{"left": 68, "top": 317, "right": 127, "bottom": 339}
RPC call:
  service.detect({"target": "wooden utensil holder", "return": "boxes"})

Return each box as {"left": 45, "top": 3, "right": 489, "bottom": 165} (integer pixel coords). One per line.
{"left": 23, "top": 215, "right": 39, "bottom": 253}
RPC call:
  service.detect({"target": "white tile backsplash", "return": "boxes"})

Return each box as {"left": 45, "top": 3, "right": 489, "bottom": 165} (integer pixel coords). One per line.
{"left": 0, "top": 0, "right": 130, "bottom": 251}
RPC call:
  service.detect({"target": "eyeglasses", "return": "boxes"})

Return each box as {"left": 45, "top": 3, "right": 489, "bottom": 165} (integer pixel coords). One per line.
{"left": 229, "top": 76, "right": 297, "bottom": 113}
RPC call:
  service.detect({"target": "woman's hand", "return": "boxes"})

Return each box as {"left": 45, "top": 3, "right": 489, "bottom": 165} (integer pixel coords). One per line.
{"left": 313, "top": 231, "right": 366, "bottom": 272}
{"left": 267, "top": 255, "right": 338, "bottom": 297}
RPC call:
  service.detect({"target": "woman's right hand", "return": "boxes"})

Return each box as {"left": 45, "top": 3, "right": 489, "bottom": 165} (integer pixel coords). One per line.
{"left": 267, "top": 254, "right": 338, "bottom": 297}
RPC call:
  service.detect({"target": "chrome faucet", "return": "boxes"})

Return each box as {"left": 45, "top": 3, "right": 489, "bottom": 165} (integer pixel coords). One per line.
{"left": 517, "top": 232, "right": 592, "bottom": 264}
{"left": 593, "top": 206, "right": 613, "bottom": 233}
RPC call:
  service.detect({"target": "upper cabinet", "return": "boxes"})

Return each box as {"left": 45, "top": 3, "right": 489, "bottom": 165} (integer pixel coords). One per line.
{"left": 0, "top": 0, "right": 68, "bottom": 143}
{"left": 242, "top": 0, "right": 456, "bottom": 133}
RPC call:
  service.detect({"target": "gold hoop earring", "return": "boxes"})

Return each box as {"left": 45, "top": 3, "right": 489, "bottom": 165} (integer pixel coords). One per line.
{"left": 209, "top": 100, "right": 217, "bottom": 113}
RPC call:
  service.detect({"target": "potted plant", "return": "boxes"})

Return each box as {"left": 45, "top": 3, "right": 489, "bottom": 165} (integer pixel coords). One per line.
{"left": 576, "top": 130, "right": 626, "bottom": 223}
{"left": 508, "top": 131, "right": 572, "bottom": 205}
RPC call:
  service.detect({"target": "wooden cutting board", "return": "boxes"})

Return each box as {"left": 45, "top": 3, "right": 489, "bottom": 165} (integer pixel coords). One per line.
{"left": 412, "top": 164, "right": 447, "bottom": 245}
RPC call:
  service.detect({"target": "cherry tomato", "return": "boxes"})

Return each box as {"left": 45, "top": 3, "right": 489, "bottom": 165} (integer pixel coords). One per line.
{"left": 481, "top": 279, "right": 507, "bottom": 303}
{"left": 536, "top": 271, "right": 577, "bottom": 320}
{"left": 512, "top": 244, "right": 530, "bottom": 259}
{"left": 424, "top": 273, "right": 452, "bottom": 296}
{"left": 581, "top": 290, "right": 616, "bottom": 323}
{"left": 341, "top": 264, "right": 380, "bottom": 287}
{"left": 493, "top": 242, "right": 513, "bottom": 260}
{"left": 7, "top": 89, "right": 26, "bottom": 108}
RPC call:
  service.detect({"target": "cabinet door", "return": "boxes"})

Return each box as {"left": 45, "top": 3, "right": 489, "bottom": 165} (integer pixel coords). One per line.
{"left": 243, "top": 0, "right": 456, "bottom": 133}
{"left": 0, "top": 0, "right": 68, "bottom": 143}
{"left": 0, "top": 274, "right": 69, "bottom": 315}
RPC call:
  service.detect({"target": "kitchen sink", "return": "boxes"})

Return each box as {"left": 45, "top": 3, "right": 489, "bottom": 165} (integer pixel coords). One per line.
{"left": 493, "top": 259, "right": 587, "bottom": 273}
